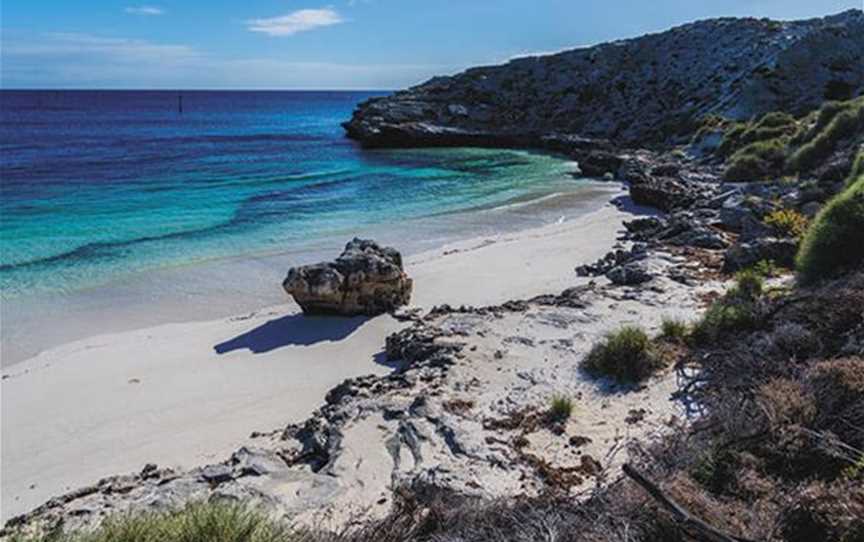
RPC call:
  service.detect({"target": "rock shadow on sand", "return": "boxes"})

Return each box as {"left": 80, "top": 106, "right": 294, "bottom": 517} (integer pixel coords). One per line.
{"left": 214, "top": 314, "right": 369, "bottom": 355}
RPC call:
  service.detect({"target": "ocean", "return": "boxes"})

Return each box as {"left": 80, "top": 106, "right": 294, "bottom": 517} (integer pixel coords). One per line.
{"left": 0, "top": 90, "right": 613, "bottom": 364}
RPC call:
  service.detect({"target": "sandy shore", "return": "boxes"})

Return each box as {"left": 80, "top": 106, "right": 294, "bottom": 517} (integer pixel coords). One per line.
{"left": 1, "top": 195, "right": 640, "bottom": 520}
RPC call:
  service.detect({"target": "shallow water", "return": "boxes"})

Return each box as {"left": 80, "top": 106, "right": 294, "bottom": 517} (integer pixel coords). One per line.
{"left": 0, "top": 90, "right": 612, "bottom": 364}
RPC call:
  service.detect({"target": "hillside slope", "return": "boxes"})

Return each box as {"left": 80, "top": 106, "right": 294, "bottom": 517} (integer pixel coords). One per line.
{"left": 344, "top": 10, "right": 864, "bottom": 147}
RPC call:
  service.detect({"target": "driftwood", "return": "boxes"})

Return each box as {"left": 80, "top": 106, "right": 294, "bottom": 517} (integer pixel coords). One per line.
{"left": 622, "top": 464, "right": 757, "bottom": 542}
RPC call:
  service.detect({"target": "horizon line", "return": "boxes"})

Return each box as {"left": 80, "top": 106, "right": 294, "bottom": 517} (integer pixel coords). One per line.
{"left": 0, "top": 88, "right": 396, "bottom": 92}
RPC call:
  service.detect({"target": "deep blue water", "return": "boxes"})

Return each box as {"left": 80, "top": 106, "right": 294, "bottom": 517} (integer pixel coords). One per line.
{"left": 1, "top": 90, "right": 593, "bottom": 301}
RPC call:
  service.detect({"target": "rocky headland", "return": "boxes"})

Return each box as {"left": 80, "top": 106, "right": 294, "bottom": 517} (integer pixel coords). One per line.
{"left": 343, "top": 10, "right": 863, "bottom": 149}
{"left": 5, "top": 8, "right": 864, "bottom": 542}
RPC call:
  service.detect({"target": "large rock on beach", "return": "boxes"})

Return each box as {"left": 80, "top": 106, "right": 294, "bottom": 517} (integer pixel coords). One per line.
{"left": 283, "top": 238, "right": 413, "bottom": 316}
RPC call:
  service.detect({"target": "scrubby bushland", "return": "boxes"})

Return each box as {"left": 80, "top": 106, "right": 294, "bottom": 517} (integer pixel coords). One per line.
{"left": 718, "top": 112, "right": 799, "bottom": 157}
{"left": 788, "top": 97, "right": 864, "bottom": 173}
{"left": 664, "top": 270, "right": 864, "bottom": 541}
{"left": 717, "top": 97, "right": 864, "bottom": 182}
{"left": 796, "top": 174, "right": 864, "bottom": 284}
{"left": 581, "top": 326, "right": 665, "bottom": 383}
{"left": 848, "top": 148, "right": 864, "bottom": 186}
{"left": 8, "top": 502, "right": 299, "bottom": 542}
{"left": 724, "top": 138, "right": 790, "bottom": 181}
{"left": 718, "top": 111, "right": 800, "bottom": 181}
{"left": 691, "top": 270, "right": 764, "bottom": 344}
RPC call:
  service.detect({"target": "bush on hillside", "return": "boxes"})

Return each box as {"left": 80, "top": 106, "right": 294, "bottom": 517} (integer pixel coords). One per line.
{"left": 691, "top": 272, "right": 764, "bottom": 344}
{"left": 796, "top": 175, "right": 864, "bottom": 284}
{"left": 848, "top": 149, "right": 864, "bottom": 186}
{"left": 718, "top": 111, "right": 799, "bottom": 158}
{"left": 789, "top": 97, "right": 864, "bottom": 173}
{"left": 581, "top": 326, "right": 664, "bottom": 383}
{"left": 723, "top": 138, "right": 788, "bottom": 181}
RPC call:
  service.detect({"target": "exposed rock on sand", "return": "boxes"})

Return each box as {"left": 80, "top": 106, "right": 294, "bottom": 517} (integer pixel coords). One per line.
{"left": 283, "top": 238, "right": 413, "bottom": 316}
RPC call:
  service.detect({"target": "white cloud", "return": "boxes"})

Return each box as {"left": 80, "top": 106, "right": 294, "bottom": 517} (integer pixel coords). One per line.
{"left": 246, "top": 8, "right": 344, "bottom": 37}
{"left": 125, "top": 6, "right": 165, "bottom": 16}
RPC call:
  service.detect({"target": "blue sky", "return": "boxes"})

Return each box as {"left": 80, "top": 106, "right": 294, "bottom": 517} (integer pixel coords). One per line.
{"left": 2, "top": 1, "right": 860, "bottom": 89}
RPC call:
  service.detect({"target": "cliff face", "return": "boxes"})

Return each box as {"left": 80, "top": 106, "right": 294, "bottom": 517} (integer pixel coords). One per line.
{"left": 344, "top": 10, "right": 864, "bottom": 147}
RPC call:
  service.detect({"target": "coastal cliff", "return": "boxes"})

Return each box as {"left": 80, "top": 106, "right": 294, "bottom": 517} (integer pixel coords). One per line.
{"left": 344, "top": 10, "right": 864, "bottom": 147}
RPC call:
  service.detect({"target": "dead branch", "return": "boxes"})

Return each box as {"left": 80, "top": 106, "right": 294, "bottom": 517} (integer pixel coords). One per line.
{"left": 622, "top": 464, "right": 757, "bottom": 542}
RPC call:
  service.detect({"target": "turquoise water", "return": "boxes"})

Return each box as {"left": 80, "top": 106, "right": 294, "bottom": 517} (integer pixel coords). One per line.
{"left": 0, "top": 90, "right": 611, "bottom": 364}
{"left": 1, "top": 91, "right": 592, "bottom": 299}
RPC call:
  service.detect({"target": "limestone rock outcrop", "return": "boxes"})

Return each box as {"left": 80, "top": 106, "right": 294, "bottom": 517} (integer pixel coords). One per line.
{"left": 283, "top": 238, "right": 413, "bottom": 316}
{"left": 344, "top": 10, "right": 864, "bottom": 148}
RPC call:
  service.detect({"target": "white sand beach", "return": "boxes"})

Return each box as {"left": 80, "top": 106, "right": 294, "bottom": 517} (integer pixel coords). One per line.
{"left": 1, "top": 196, "right": 642, "bottom": 520}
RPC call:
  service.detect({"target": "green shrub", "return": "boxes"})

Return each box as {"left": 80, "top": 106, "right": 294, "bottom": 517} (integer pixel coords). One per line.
{"left": 764, "top": 208, "right": 810, "bottom": 238}
{"left": 796, "top": 175, "right": 864, "bottom": 284}
{"left": 692, "top": 448, "right": 738, "bottom": 494}
{"left": 548, "top": 395, "right": 574, "bottom": 421}
{"left": 753, "top": 259, "right": 782, "bottom": 277}
{"left": 718, "top": 111, "right": 798, "bottom": 158}
{"left": 717, "top": 123, "right": 748, "bottom": 155}
{"left": 733, "top": 269, "right": 765, "bottom": 301}
{"left": 848, "top": 149, "right": 864, "bottom": 186}
{"left": 724, "top": 139, "right": 788, "bottom": 181}
{"left": 660, "top": 318, "right": 689, "bottom": 343}
{"left": 756, "top": 111, "right": 797, "bottom": 129}
{"left": 789, "top": 98, "right": 864, "bottom": 173}
{"left": 691, "top": 301, "right": 760, "bottom": 344}
{"left": 691, "top": 274, "right": 764, "bottom": 344}
{"left": 792, "top": 99, "right": 862, "bottom": 146}
{"left": 581, "top": 326, "right": 664, "bottom": 383}
{"left": 9, "top": 502, "right": 297, "bottom": 542}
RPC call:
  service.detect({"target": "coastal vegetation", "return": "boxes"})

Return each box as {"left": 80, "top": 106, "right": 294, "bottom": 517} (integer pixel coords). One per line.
{"left": 788, "top": 96, "right": 864, "bottom": 173}
{"left": 796, "top": 173, "right": 864, "bottom": 284}
{"left": 718, "top": 96, "right": 864, "bottom": 182}
{"left": 8, "top": 503, "right": 296, "bottom": 542}
{"left": 581, "top": 326, "right": 665, "bottom": 382}
{"left": 659, "top": 318, "right": 688, "bottom": 343}
{"left": 548, "top": 395, "right": 574, "bottom": 421}
{"left": 691, "top": 270, "right": 763, "bottom": 344}
{"left": 848, "top": 149, "right": 864, "bottom": 185}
